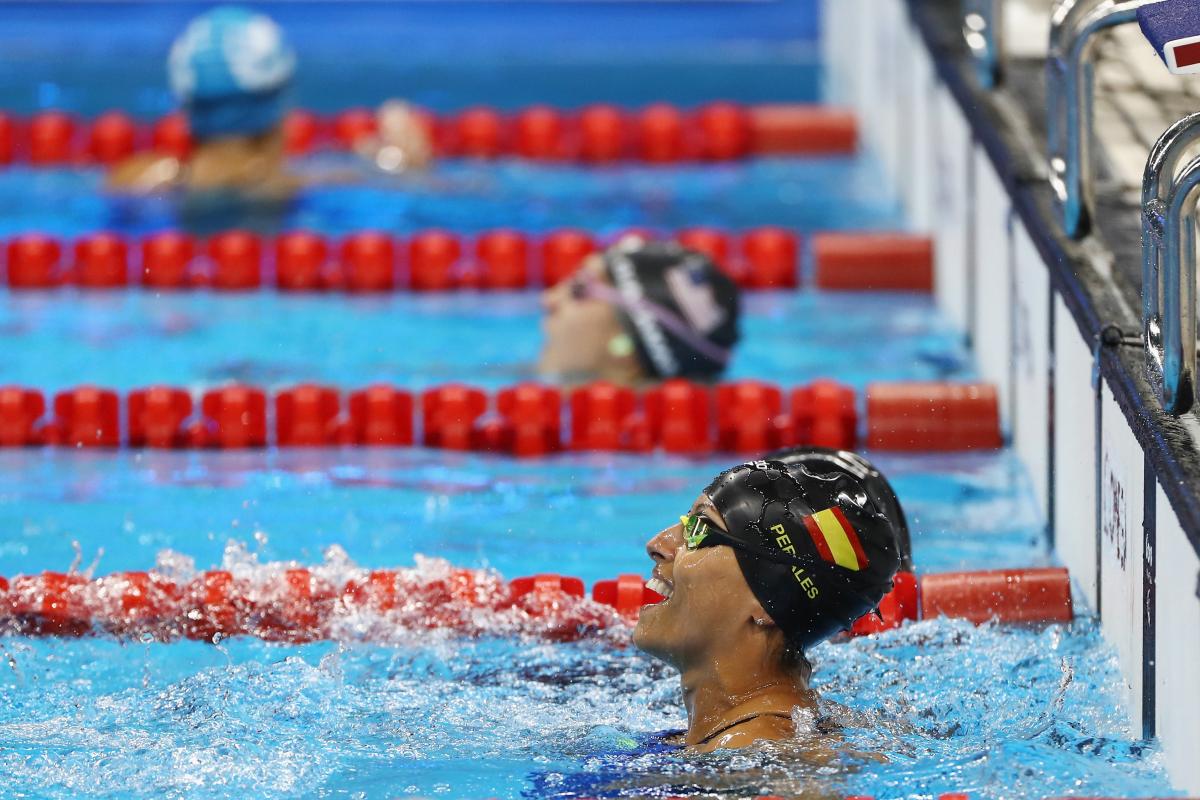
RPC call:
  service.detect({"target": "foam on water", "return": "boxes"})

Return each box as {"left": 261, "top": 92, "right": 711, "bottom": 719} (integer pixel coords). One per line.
{"left": 0, "top": 615, "right": 1172, "bottom": 799}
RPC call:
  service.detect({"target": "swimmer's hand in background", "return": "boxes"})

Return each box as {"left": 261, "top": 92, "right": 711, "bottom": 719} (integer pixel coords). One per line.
{"left": 359, "top": 100, "right": 434, "bottom": 173}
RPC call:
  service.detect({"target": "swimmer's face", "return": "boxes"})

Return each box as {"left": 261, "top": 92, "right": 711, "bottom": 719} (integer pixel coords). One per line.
{"left": 633, "top": 493, "right": 765, "bottom": 668}
{"left": 537, "top": 255, "right": 629, "bottom": 381}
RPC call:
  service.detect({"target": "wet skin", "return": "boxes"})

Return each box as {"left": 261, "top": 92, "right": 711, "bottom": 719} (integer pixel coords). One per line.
{"left": 107, "top": 102, "right": 432, "bottom": 195}
{"left": 537, "top": 254, "right": 644, "bottom": 385}
{"left": 633, "top": 492, "right": 816, "bottom": 753}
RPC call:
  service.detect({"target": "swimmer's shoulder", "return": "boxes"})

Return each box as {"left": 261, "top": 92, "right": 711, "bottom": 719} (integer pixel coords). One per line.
{"left": 693, "top": 714, "right": 796, "bottom": 753}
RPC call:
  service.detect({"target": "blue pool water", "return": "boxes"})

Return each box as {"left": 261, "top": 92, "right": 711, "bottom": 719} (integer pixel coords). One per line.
{"left": 0, "top": 448, "right": 1171, "bottom": 799}
{"left": 0, "top": 291, "right": 967, "bottom": 392}
{"left": 0, "top": 2, "right": 1182, "bottom": 796}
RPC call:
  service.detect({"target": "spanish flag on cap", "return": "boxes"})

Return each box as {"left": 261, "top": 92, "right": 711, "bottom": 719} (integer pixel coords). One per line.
{"left": 802, "top": 506, "right": 869, "bottom": 571}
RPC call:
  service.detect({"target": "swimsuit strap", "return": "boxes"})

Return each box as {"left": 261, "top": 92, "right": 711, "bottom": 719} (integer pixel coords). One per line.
{"left": 696, "top": 710, "right": 794, "bottom": 745}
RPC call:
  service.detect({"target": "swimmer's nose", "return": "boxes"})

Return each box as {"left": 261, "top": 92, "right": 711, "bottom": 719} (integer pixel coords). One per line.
{"left": 646, "top": 524, "right": 683, "bottom": 564}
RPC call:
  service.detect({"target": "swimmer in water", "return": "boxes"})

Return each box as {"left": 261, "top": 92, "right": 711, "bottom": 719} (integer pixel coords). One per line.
{"left": 634, "top": 458, "right": 902, "bottom": 752}
{"left": 108, "top": 5, "right": 431, "bottom": 196}
{"left": 539, "top": 237, "right": 741, "bottom": 385}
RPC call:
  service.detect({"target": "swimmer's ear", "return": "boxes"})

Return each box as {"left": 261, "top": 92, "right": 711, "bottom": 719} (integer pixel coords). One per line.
{"left": 749, "top": 598, "right": 776, "bottom": 629}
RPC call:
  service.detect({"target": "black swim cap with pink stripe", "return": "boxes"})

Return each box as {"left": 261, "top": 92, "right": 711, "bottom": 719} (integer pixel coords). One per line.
{"left": 602, "top": 240, "right": 740, "bottom": 379}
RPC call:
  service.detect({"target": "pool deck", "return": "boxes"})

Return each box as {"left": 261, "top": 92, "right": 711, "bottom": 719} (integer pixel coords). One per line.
{"left": 911, "top": 0, "right": 1200, "bottom": 549}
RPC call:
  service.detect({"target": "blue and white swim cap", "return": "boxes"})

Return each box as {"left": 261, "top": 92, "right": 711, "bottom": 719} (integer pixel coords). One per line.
{"left": 168, "top": 6, "right": 296, "bottom": 140}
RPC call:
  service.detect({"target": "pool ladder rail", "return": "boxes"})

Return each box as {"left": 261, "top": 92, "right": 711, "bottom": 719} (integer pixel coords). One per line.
{"left": 1046, "top": 0, "right": 1156, "bottom": 239}
{"left": 1045, "top": 0, "right": 1200, "bottom": 239}
{"left": 1142, "top": 111, "right": 1200, "bottom": 415}
{"left": 963, "top": 0, "right": 1005, "bottom": 88}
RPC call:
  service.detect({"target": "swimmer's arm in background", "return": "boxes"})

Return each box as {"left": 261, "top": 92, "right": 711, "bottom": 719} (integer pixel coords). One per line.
{"left": 287, "top": 102, "right": 435, "bottom": 187}
{"left": 106, "top": 152, "right": 182, "bottom": 193}
{"left": 354, "top": 100, "right": 435, "bottom": 173}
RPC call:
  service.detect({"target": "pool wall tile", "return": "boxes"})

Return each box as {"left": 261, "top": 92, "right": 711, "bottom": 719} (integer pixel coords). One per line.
{"left": 1099, "top": 383, "right": 1148, "bottom": 732}
{"left": 932, "top": 86, "right": 973, "bottom": 335}
{"left": 826, "top": 0, "right": 1200, "bottom": 789}
{"left": 1054, "top": 293, "right": 1100, "bottom": 610}
{"left": 1155, "top": 483, "right": 1200, "bottom": 790}
{"left": 1012, "top": 221, "right": 1051, "bottom": 517}
{"left": 971, "top": 150, "right": 1014, "bottom": 431}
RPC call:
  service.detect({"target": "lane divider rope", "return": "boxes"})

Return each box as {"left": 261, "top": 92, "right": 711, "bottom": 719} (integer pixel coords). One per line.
{"left": 0, "top": 566, "right": 1072, "bottom": 644}
{"left": 1, "top": 228, "right": 934, "bottom": 293}
{"left": 0, "top": 102, "right": 857, "bottom": 167}
{"left": 0, "top": 380, "right": 1002, "bottom": 454}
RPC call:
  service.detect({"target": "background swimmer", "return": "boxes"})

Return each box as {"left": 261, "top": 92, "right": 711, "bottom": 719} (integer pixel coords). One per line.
{"left": 539, "top": 237, "right": 741, "bottom": 385}
{"left": 633, "top": 458, "right": 902, "bottom": 752}
{"left": 109, "top": 6, "right": 431, "bottom": 196}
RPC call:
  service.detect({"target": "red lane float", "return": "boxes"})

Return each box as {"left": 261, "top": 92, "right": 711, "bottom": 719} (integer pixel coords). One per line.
{"left": 87, "top": 111, "right": 138, "bottom": 165}
{"left": 0, "top": 381, "right": 1000, "bottom": 455}
{"left": 276, "top": 384, "right": 341, "bottom": 446}
{"left": 0, "top": 379, "right": 866, "bottom": 453}
{"left": 2, "top": 227, "right": 811, "bottom": 292}
{"left": 749, "top": 104, "right": 858, "bottom": 155}
{"left": 0, "top": 103, "right": 860, "bottom": 166}
{"left": 741, "top": 226, "right": 799, "bottom": 288}
{"left": 0, "top": 566, "right": 1074, "bottom": 644}
{"left": 340, "top": 231, "right": 396, "bottom": 292}
{"left": 332, "top": 108, "right": 377, "bottom": 150}
{"left": 514, "top": 106, "right": 566, "bottom": 160}
{"left": 475, "top": 230, "right": 529, "bottom": 289}
{"left": 28, "top": 111, "right": 77, "bottom": 165}
{"left": 716, "top": 381, "right": 789, "bottom": 453}
{"left": 813, "top": 233, "right": 934, "bottom": 292}
{"left": 275, "top": 230, "right": 328, "bottom": 291}
{"left": 579, "top": 104, "right": 627, "bottom": 163}
{"left": 541, "top": 229, "right": 598, "bottom": 286}
{"left": 52, "top": 386, "right": 120, "bottom": 447}
{"left": 207, "top": 230, "right": 262, "bottom": 290}
{"left": 152, "top": 113, "right": 192, "bottom": 159}
{"left": 283, "top": 109, "right": 321, "bottom": 156}
{"left": 696, "top": 102, "right": 752, "bottom": 161}
{"left": 592, "top": 574, "right": 663, "bottom": 617}
{"left": 422, "top": 384, "right": 488, "bottom": 450}
{"left": 496, "top": 383, "right": 562, "bottom": 457}
{"left": 348, "top": 385, "right": 414, "bottom": 446}
{"left": 141, "top": 231, "right": 196, "bottom": 288}
{"left": 199, "top": 386, "right": 267, "bottom": 448}
{"left": 920, "top": 568, "right": 1073, "bottom": 625}
{"left": 0, "top": 387, "right": 46, "bottom": 446}
{"left": 6, "top": 234, "right": 62, "bottom": 288}
{"left": 128, "top": 386, "right": 193, "bottom": 448}
{"left": 793, "top": 380, "right": 858, "bottom": 450}
{"left": 453, "top": 107, "right": 507, "bottom": 158}
{"left": 867, "top": 382, "right": 1003, "bottom": 451}
{"left": 73, "top": 233, "right": 129, "bottom": 288}
{"left": 569, "top": 382, "right": 637, "bottom": 451}
{"left": 645, "top": 380, "right": 713, "bottom": 455}
{"left": 0, "top": 113, "right": 15, "bottom": 164}
{"left": 637, "top": 103, "right": 690, "bottom": 163}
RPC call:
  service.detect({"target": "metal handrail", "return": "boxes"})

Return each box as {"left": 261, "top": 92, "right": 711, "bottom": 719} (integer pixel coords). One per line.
{"left": 1046, "top": 0, "right": 1148, "bottom": 239}
{"left": 1143, "top": 118, "right": 1200, "bottom": 415}
{"left": 964, "top": 0, "right": 1005, "bottom": 88}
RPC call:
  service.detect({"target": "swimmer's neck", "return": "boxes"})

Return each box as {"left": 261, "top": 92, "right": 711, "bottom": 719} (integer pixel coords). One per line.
{"left": 678, "top": 656, "right": 812, "bottom": 747}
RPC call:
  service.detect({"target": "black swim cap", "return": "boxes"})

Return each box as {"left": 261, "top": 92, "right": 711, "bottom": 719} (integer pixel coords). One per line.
{"left": 705, "top": 460, "right": 901, "bottom": 651}
{"left": 766, "top": 446, "right": 913, "bottom": 572}
{"left": 602, "top": 239, "right": 740, "bottom": 379}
